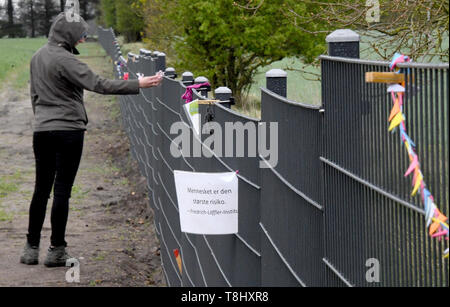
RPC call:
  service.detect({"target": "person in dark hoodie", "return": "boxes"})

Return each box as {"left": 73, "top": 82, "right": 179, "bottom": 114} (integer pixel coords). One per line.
{"left": 20, "top": 12, "right": 163, "bottom": 267}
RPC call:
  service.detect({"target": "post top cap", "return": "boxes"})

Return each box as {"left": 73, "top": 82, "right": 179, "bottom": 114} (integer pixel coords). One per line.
{"left": 182, "top": 71, "right": 194, "bottom": 77}
{"left": 195, "top": 76, "right": 209, "bottom": 83}
{"left": 165, "top": 67, "right": 175, "bottom": 72}
{"left": 266, "top": 69, "right": 287, "bottom": 78}
{"left": 215, "top": 86, "right": 232, "bottom": 94}
{"left": 157, "top": 52, "right": 166, "bottom": 57}
{"left": 326, "top": 29, "right": 360, "bottom": 43}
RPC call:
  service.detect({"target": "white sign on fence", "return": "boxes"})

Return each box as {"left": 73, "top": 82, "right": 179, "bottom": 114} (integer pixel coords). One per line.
{"left": 184, "top": 99, "right": 201, "bottom": 136}
{"left": 174, "top": 170, "right": 238, "bottom": 235}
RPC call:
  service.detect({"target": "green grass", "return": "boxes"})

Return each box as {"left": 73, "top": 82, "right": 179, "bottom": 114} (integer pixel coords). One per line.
{"left": 0, "top": 38, "right": 107, "bottom": 91}
{"left": 0, "top": 170, "right": 24, "bottom": 199}
{"left": 0, "top": 38, "right": 47, "bottom": 89}
{"left": 250, "top": 57, "right": 322, "bottom": 107}
{"left": 71, "top": 185, "right": 90, "bottom": 200}
{"left": 118, "top": 37, "right": 145, "bottom": 58}
{"left": 77, "top": 41, "right": 108, "bottom": 58}
{"left": 0, "top": 171, "right": 24, "bottom": 222}
{"left": 92, "top": 251, "right": 107, "bottom": 261}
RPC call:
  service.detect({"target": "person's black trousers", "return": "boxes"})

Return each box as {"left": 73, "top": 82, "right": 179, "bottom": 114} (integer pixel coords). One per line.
{"left": 27, "top": 130, "right": 84, "bottom": 248}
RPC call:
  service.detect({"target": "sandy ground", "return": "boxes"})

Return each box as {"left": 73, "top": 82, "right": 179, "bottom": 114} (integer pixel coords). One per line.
{"left": 0, "top": 48, "right": 165, "bottom": 287}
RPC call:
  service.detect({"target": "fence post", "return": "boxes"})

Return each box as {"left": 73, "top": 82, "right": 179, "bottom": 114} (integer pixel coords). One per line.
{"left": 215, "top": 86, "right": 234, "bottom": 109}
{"left": 195, "top": 76, "right": 211, "bottom": 98}
{"left": 182, "top": 72, "right": 194, "bottom": 86}
{"left": 156, "top": 52, "right": 166, "bottom": 72}
{"left": 266, "top": 69, "right": 287, "bottom": 98}
{"left": 140, "top": 48, "right": 152, "bottom": 58}
{"left": 165, "top": 67, "right": 177, "bottom": 79}
{"left": 326, "top": 29, "right": 360, "bottom": 59}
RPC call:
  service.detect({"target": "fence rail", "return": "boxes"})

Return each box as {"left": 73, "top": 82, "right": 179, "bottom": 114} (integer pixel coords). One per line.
{"left": 98, "top": 27, "right": 449, "bottom": 287}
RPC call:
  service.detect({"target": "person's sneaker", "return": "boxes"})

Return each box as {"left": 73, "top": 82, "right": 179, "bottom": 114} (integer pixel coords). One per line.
{"left": 20, "top": 243, "right": 39, "bottom": 265}
{"left": 44, "top": 246, "right": 71, "bottom": 267}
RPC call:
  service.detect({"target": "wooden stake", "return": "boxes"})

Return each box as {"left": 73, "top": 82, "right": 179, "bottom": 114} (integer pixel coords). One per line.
{"left": 365, "top": 72, "right": 405, "bottom": 84}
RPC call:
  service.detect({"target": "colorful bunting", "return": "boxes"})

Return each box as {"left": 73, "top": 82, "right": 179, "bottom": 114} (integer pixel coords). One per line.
{"left": 387, "top": 53, "right": 448, "bottom": 258}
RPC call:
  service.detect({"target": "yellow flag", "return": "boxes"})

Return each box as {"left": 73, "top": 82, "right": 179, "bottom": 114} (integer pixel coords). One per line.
{"left": 411, "top": 172, "right": 423, "bottom": 196}
{"left": 388, "top": 112, "right": 403, "bottom": 131}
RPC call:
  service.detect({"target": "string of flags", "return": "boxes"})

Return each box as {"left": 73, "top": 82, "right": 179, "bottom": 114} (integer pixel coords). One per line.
{"left": 387, "top": 53, "right": 448, "bottom": 259}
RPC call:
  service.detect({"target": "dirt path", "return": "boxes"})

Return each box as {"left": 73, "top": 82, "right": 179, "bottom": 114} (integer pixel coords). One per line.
{"left": 0, "top": 46, "right": 165, "bottom": 287}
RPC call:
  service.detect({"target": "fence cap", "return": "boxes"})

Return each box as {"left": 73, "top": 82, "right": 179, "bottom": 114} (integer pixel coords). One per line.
{"left": 195, "top": 76, "right": 209, "bottom": 83}
{"left": 157, "top": 52, "right": 166, "bottom": 57}
{"left": 326, "top": 29, "right": 360, "bottom": 43}
{"left": 182, "top": 71, "right": 194, "bottom": 77}
{"left": 215, "top": 86, "right": 232, "bottom": 94}
{"left": 266, "top": 68, "right": 287, "bottom": 78}
{"left": 165, "top": 67, "right": 175, "bottom": 72}
{"left": 139, "top": 48, "right": 151, "bottom": 56}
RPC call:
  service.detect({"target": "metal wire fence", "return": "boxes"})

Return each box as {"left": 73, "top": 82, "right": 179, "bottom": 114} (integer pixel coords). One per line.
{"left": 97, "top": 27, "right": 449, "bottom": 287}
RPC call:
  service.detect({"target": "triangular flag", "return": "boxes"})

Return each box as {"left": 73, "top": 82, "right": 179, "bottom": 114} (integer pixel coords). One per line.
{"left": 404, "top": 140, "right": 411, "bottom": 153}
{"left": 389, "top": 99, "right": 401, "bottom": 122}
{"left": 422, "top": 188, "right": 431, "bottom": 204}
{"left": 173, "top": 249, "right": 182, "bottom": 274}
{"left": 431, "top": 230, "right": 448, "bottom": 238}
{"left": 401, "top": 131, "right": 416, "bottom": 148}
{"left": 429, "top": 210, "right": 448, "bottom": 236}
{"left": 412, "top": 169, "right": 420, "bottom": 187}
{"left": 411, "top": 172, "right": 423, "bottom": 196}
{"left": 404, "top": 154, "right": 419, "bottom": 177}
{"left": 426, "top": 200, "right": 437, "bottom": 227}
{"left": 388, "top": 112, "right": 404, "bottom": 131}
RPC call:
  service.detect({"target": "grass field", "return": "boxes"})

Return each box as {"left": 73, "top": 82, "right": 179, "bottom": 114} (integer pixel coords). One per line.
{"left": 0, "top": 38, "right": 47, "bottom": 89}
{"left": 0, "top": 38, "right": 107, "bottom": 91}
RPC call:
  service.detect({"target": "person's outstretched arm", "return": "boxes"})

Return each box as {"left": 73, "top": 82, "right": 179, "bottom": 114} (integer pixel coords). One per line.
{"left": 59, "top": 56, "right": 162, "bottom": 95}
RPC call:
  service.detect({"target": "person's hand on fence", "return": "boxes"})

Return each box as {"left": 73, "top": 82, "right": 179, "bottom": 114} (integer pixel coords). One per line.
{"left": 138, "top": 73, "right": 164, "bottom": 88}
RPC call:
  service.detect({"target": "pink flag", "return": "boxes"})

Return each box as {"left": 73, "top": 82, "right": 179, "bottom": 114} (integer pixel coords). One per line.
{"left": 404, "top": 154, "right": 419, "bottom": 177}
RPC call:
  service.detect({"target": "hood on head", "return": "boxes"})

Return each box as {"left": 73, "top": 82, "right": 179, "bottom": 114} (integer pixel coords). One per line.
{"left": 48, "top": 12, "right": 89, "bottom": 54}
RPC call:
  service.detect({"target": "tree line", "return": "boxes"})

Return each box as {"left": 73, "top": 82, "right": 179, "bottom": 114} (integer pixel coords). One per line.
{"left": 0, "top": 0, "right": 99, "bottom": 38}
